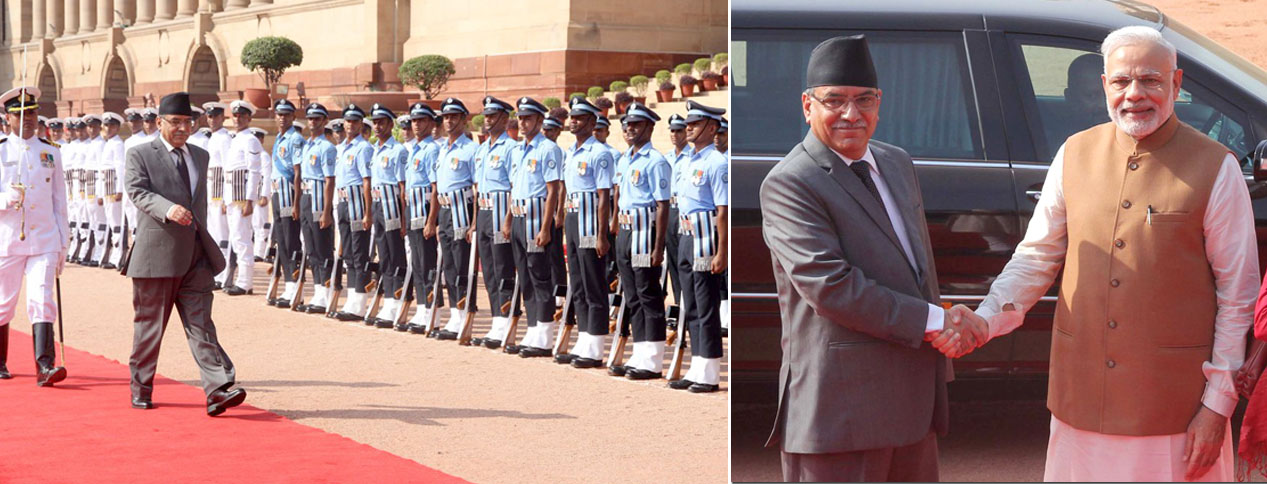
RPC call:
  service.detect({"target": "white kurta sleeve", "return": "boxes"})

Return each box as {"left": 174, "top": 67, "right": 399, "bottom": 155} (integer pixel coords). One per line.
{"left": 1199, "top": 153, "right": 1258, "bottom": 417}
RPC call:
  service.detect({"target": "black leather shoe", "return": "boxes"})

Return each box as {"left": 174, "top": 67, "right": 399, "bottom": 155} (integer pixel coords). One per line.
{"left": 608, "top": 365, "right": 628, "bottom": 377}
{"left": 427, "top": 329, "right": 442, "bottom": 339}
{"left": 132, "top": 397, "right": 153, "bottom": 410}
{"left": 436, "top": 330, "right": 458, "bottom": 341}
{"left": 483, "top": 339, "right": 503, "bottom": 350}
{"left": 518, "top": 347, "right": 552, "bottom": 358}
{"left": 224, "top": 286, "right": 250, "bottom": 296}
{"left": 305, "top": 305, "right": 327, "bottom": 314}
{"left": 274, "top": 298, "right": 292, "bottom": 308}
{"left": 254, "top": 256, "right": 264, "bottom": 262}
{"left": 362, "top": 317, "right": 377, "bottom": 327}
{"left": 0, "top": 324, "right": 10, "bottom": 379}
{"left": 394, "top": 322, "right": 410, "bottom": 332}
{"left": 375, "top": 319, "right": 394, "bottom": 329}
{"left": 206, "top": 387, "right": 247, "bottom": 416}
{"left": 571, "top": 357, "right": 602, "bottom": 369}
{"left": 722, "top": 328, "right": 728, "bottom": 338}
{"left": 33, "top": 323, "right": 66, "bottom": 387}
{"left": 553, "top": 353, "right": 576, "bottom": 365}
{"left": 626, "top": 368, "right": 663, "bottom": 380}
{"left": 471, "top": 337, "right": 485, "bottom": 347}
{"left": 101, "top": 262, "right": 117, "bottom": 270}
{"left": 503, "top": 344, "right": 523, "bottom": 355}
{"left": 335, "top": 311, "right": 362, "bottom": 322}
{"left": 668, "top": 379, "right": 695, "bottom": 390}
{"left": 214, "top": 281, "right": 224, "bottom": 290}
{"left": 688, "top": 383, "right": 720, "bottom": 393}
{"left": 85, "top": 261, "right": 100, "bottom": 267}
{"left": 0, "top": 364, "right": 10, "bottom": 380}
{"left": 407, "top": 324, "right": 428, "bottom": 335}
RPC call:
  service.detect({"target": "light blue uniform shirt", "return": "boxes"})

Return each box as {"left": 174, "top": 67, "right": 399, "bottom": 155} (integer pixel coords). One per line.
{"left": 335, "top": 134, "right": 373, "bottom": 189}
{"left": 435, "top": 134, "right": 477, "bottom": 193}
{"left": 272, "top": 127, "right": 305, "bottom": 182}
{"left": 509, "top": 133, "right": 563, "bottom": 200}
{"left": 678, "top": 144, "right": 728, "bottom": 215}
{"left": 301, "top": 135, "right": 337, "bottom": 181}
{"left": 563, "top": 135, "right": 614, "bottom": 194}
{"left": 407, "top": 135, "right": 439, "bottom": 189}
{"left": 665, "top": 145, "right": 694, "bottom": 198}
{"left": 474, "top": 131, "right": 515, "bottom": 192}
{"left": 370, "top": 137, "right": 408, "bottom": 186}
{"left": 616, "top": 142, "right": 672, "bottom": 210}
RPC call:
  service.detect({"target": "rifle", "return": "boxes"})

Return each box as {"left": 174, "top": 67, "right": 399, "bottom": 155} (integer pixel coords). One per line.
{"left": 100, "top": 225, "right": 114, "bottom": 269}
{"left": 666, "top": 273, "right": 691, "bottom": 381}
{"left": 498, "top": 277, "right": 520, "bottom": 349}
{"left": 325, "top": 231, "right": 346, "bottom": 318}
{"left": 551, "top": 283, "right": 576, "bottom": 356}
{"left": 555, "top": 260, "right": 617, "bottom": 357}
{"left": 263, "top": 244, "right": 282, "bottom": 306}
{"left": 289, "top": 246, "right": 308, "bottom": 311}
{"left": 361, "top": 261, "right": 384, "bottom": 325}
{"left": 605, "top": 283, "right": 629, "bottom": 369}
{"left": 422, "top": 245, "right": 446, "bottom": 334}
{"left": 456, "top": 221, "right": 482, "bottom": 346}
{"left": 394, "top": 263, "right": 415, "bottom": 331}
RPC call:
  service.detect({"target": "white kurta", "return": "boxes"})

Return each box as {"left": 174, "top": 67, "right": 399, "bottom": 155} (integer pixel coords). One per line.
{"left": 974, "top": 143, "right": 1258, "bottom": 482}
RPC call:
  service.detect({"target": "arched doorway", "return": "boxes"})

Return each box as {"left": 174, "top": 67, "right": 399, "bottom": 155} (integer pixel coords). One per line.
{"left": 37, "top": 63, "right": 58, "bottom": 117}
{"left": 187, "top": 45, "right": 221, "bottom": 106}
{"left": 102, "top": 56, "right": 130, "bottom": 113}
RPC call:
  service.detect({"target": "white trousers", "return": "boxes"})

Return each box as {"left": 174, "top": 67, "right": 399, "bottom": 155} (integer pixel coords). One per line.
{"left": 225, "top": 202, "right": 255, "bottom": 289}
{"left": 207, "top": 200, "right": 231, "bottom": 284}
{"left": 76, "top": 199, "right": 99, "bottom": 261}
{"left": 1043, "top": 415, "right": 1233, "bottom": 482}
{"left": 103, "top": 200, "right": 124, "bottom": 266}
{"left": 0, "top": 252, "right": 60, "bottom": 325}
{"left": 88, "top": 200, "right": 109, "bottom": 262}
{"left": 252, "top": 200, "right": 270, "bottom": 257}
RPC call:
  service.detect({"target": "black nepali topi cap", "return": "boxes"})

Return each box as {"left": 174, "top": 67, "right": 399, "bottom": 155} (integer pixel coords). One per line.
{"left": 806, "top": 34, "right": 878, "bottom": 89}
{"left": 159, "top": 92, "right": 194, "bottom": 116}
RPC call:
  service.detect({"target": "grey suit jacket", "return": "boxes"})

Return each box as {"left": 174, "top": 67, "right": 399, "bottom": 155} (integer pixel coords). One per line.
{"left": 122, "top": 137, "right": 227, "bottom": 278}
{"left": 759, "top": 132, "right": 949, "bottom": 455}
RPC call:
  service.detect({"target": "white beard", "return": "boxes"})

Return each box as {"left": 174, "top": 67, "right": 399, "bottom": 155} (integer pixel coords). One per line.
{"left": 1107, "top": 100, "right": 1169, "bottom": 139}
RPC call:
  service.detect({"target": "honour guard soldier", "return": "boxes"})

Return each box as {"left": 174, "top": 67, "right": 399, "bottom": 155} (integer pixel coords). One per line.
{"left": 123, "top": 108, "right": 143, "bottom": 136}
{"left": 122, "top": 109, "right": 159, "bottom": 247}
{"left": 366, "top": 104, "right": 410, "bottom": 326}
{"left": 548, "top": 97, "right": 615, "bottom": 362}
{"left": 251, "top": 127, "right": 274, "bottom": 261}
{"left": 611, "top": 103, "right": 672, "bottom": 378}
{"left": 398, "top": 114, "right": 415, "bottom": 149}
{"left": 502, "top": 97, "right": 563, "bottom": 352}
{"left": 670, "top": 101, "right": 728, "bottom": 393}
{"left": 297, "top": 103, "right": 338, "bottom": 313}
{"left": 201, "top": 102, "right": 233, "bottom": 286}
{"left": 268, "top": 99, "right": 305, "bottom": 305}
{"left": 329, "top": 119, "right": 345, "bottom": 145}
{"left": 99, "top": 112, "right": 126, "bottom": 269}
{"left": 0, "top": 116, "right": 7, "bottom": 136}
{"left": 542, "top": 116, "right": 563, "bottom": 143}
{"left": 432, "top": 98, "right": 478, "bottom": 339}
{"left": 663, "top": 114, "right": 691, "bottom": 302}
{"left": 403, "top": 102, "right": 441, "bottom": 331}
{"left": 141, "top": 107, "right": 159, "bottom": 135}
{"left": 715, "top": 117, "right": 729, "bottom": 337}
{"left": 221, "top": 100, "right": 265, "bottom": 295}
{"left": 83, "top": 114, "right": 108, "bottom": 266}
{"left": 716, "top": 117, "right": 729, "bottom": 154}
{"left": 57, "top": 118, "right": 77, "bottom": 261}
{"left": 0, "top": 87, "right": 70, "bottom": 385}
{"left": 470, "top": 96, "right": 517, "bottom": 345}
{"left": 332, "top": 104, "right": 375, "bottom": 320}
{"left": 187, "top": 106, "right": 210, "bottom": 149}
{"left": 47, "top": 118, "right": 63, "bottom": 143}
{"left": 70, "top": 117, "right": 95, "bottom": 264}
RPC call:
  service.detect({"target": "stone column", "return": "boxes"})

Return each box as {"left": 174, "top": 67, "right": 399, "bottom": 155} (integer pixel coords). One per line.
{"left": 155, "top": 0, "right": 176, "bottom": 20}
{"left": 115, "top": 0, "right": 136, "bottom": 26}
{"left": 177, "top": 0, "right": 197, "bottom": 16}
{"left": 33, "top": 0, "right": 46, "bottom": 40}
{"left": 136, "top": 0, "right": 155, "bottom": 24}
{"left": 97, "top": 0, "right": 113, "bottom": 30}
{"left": 45, "top": 0, "right": 61, "bottom": 37}
{"left": 79, "top": 0, "right": 96, "bottom": 34}
{"left": 226, "top": 0, "right": 249, "bottom": 8}
{"left": 63, "top": 0, "right": 78, "bottom": 35}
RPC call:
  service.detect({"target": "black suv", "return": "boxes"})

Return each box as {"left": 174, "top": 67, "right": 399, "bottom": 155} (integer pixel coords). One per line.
{"left": 731, "top": 0, "right": 1267, "bottom": 402}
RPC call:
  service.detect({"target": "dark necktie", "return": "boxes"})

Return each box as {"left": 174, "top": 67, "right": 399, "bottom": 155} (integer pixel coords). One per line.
{"left": 174, "top": 148, "right": 192, "bottom": 196}
{"left": 849, "top": 161, "right": 887, "bottom": 211}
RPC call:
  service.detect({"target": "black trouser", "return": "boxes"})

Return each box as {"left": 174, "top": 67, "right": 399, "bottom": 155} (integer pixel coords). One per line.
{"left": 372, "top": 195, "right": 407, "bottom": 298}
{"left": 678, "top": 233, "right": 722, "bottom": 358}
{"left": 477, "top": 209, "right": 515, "bottom": 317}
{"left": 437, "top": 203, "right": 475, "bottom": 309}
{"left": 511, "top": 214, "right": 558, "bottom": 326}
{"left": 549, "top": 222, "right": 566, "bottom": 289}
{"left": 271, "top": 191, "right": 302, "bottom": 282}
{"left": 665, "top": 206, "right": 682, "bottom": 300}
{"left": 564, "top": 212, "right": 609, "bottom": 337}
{"left": 299, "top": 192, "right": 335, "bottom": 285}
{"left": 616, "top": 227, "right": 666, "bottom": 343}
{"left": 406, "top": 227, "right": 440, "bottom": 308}
{"left": 336, "top": 199, "right": 372, "bottom": 293}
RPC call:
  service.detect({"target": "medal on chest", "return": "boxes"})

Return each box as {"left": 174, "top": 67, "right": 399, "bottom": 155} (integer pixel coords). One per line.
{"left": 490, "top": 155, "right": 502, "bottom": 169}
{"left": 450, "top": 156, "right": 461, "bottom": 170}
{"left": 692, "top": 169, "right": 706, "bottom": 187}
{"left": 631, "top": 169, "right": 642, "bottom": 186}
{"left": 577, "top": 161, "right": 588, "bottom": 176}
{"left": 528, "top": 158, "right": 538, "bottom": 173}
{"left": 380, "top": 154, "right": 390, "bottom": 168}
{"left": 39, "top": 151, "right": 55, "bottom": 168}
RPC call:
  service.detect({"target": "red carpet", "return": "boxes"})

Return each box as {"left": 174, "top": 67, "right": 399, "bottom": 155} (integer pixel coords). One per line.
{"left": 0, "top": 329, "right": 469, "bottom": 484}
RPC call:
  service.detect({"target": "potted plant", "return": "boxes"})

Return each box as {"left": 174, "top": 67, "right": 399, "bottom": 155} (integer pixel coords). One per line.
{"left": 701, "top": 71, "right": 722, "bottom": 91}
{"left": 240, "top": 36, "right": 304, "bottom": 107}
{"left": 569, "top": 92, "right": 586, "bottom": 103}
{"left": 721, "top": 65, "right": 729, "bottom": 87}
{"left": 614, "top": 92, "right": 634, "bottom": 114}
{"left": 679, "top": 75, "right": 698, "bottom": 98}
{"left": 629, "top": 75, "right": 650, "bottom": 104}
{"left": 594, "top": 97, "right": 614, "bottom": 118}
{"left": 714, "top": 53, "right": 729, "bottom": 86}
{"left": 543, "top": 97, "right": 562, "bottom": 109}
{"left": 657, "top": 80, "right": 675, "bottom": 103}
{"left": 609, "top": 80, "right": 629, "bottom": 94}
{"left": 655, "top": 69, "right": 672, "bottom": 85}
{"left": 398, "top": 54, "right": 456, "bottom": 108}
{"left": 469, "top": 114, "right": 485, "bottom": 141}
{"left": 693, "top": 58, "right": 714, "bottom": 92}
{"left": 587, "top": 86, "right": 605, "bottom": 101}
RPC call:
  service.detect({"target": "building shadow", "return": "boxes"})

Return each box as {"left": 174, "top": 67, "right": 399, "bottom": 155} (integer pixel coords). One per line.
{"left": 270, "top": 404, "right": 576, "bottom": 427}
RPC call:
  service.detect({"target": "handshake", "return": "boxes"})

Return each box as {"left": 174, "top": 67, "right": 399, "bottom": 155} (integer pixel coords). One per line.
{"left": 924, "top": 304, "right": 989, "bottom": 358}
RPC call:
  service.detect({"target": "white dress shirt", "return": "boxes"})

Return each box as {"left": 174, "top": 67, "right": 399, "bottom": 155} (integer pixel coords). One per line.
{"left": 833, "top": 146, "right": 946, "bottom": 333}
{"left": 158, "top": 135, "right": 198, "bottom": 196}
{"left": 975, "top": 143, "right": 1257, "bottom": 417}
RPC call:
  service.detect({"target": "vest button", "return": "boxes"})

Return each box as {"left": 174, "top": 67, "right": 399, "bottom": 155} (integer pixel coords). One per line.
{"left": 1110, "top": 279, "right": 1120, "bottom": 287}
{"left": 1108, "top": 320, "right": 1118, "bottom": 329}
{"left": 1122, "top": 200, "right": 1132, "bottom": 209}
{"left": 1114, "top": 239, "right": 1125, "bottom": 248}
{"left": 1107, "top": 359, "right": 1117, "bottom": 368}
{"left": 1129, "top": 162, "right": 1139, "bottom": 170}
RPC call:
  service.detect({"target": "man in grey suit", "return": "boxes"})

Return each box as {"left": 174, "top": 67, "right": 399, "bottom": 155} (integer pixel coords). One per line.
{"left": 122, "top": 92, "right": 247, "bottom": 416}
{"left": 759, "top": 35, "right": 987, "bottom": 482}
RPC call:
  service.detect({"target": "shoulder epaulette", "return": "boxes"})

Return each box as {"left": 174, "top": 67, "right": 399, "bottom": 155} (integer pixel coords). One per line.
{"left": 40, "top": 138, "right": 59, "bottom": 148}
{"left": 0, "top": 138, "right": 7, "bottom": 145}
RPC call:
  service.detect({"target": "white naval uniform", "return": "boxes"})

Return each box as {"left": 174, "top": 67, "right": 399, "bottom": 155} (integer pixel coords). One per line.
{"left": 0, "top": 134, "right": 70, "bottom": 326}
{"left": 223, "top": 130, "right": 264, "bottom": 290}
{"left": 84, "top": 135, "right": 107, "bottom": 263}
{"left": 64, "top": 139, "right": 84, "bottom": 257}
{"left": 254, "top": 150, "right": 274, "bottom": 257}
{"left": 98, "top": 134, "right": 126, "bottom": 267}
{"left": 205, "top": 127, "right": 233, "bottom": 285}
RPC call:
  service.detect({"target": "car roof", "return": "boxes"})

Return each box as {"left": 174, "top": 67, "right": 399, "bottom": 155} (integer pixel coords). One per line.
{"left": 732, "top": 0, "right": 1165, "bottom": 34}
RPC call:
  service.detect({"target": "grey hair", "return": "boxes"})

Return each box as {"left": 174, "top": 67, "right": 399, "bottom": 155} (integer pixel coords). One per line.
{"left": 1100, "top": 26, "right": 1178, "bottom": 71}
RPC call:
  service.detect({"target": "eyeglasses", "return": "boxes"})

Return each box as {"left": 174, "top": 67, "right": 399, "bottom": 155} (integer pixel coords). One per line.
{"left": 162, "top": 117, "right": 193, "bottom": 128}
{"left": 1107, "top": 70, "right": 1174, "bottom": 92}
{"left": 807, "top": 90, "right": 880, "bottom": 112}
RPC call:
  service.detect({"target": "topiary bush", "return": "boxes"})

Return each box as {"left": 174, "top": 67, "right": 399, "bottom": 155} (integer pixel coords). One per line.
{"left": 655, "top": 70, "right": 672, "bottom": 84}
{"left": 543, "top": 97, "right": 562, "bottom": 109}
{"left": 241, "top": 36, "right": 304, "bottom": 90}
{"left": 587, "top": 86, "right": 605, "bottom": 100}
{"left": 398, "top": 55, "right": 456, "bottom": 100}
{"left": 674, "top": 63, "right": 692, "bottom": 75}
{"left": 469, "top": 114, "right": 485, "bottom": 132}
{"left": 693, "top": 57, "right": 713, "bottom": 75}
{"left": 569, "top": 92, "right": 586, "bottom": 102}
{"left": 609, "top": 80, "right": 629, "bottom": 93}
{"left": 713, "top": 53, "right": 728, "bottom": 70}
{"left": 630, "top": 75, "right": 650, "bottom": 97}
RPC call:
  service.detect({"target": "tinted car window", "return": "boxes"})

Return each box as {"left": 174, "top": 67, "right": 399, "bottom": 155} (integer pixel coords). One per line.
{"left": 1010, "top": 35, "right": 1252, "bottom": 165}
{"left": 732, "top": 30, "right": 983, "bottom": 160}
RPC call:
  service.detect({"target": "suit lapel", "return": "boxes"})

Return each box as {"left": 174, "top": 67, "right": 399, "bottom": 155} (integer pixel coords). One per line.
{"left": 873, "top": 147, "right": 927, "bottom": 282}
{"left": 149, "top": 139, "right": 192, "bottom": 206}
{"left": 801, "top": 133, "right": 905, "bottom": 258}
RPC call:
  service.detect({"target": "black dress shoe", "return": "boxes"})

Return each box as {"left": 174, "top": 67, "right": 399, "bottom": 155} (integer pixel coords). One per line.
{"left": 483, "top": 339, "right": 503, "bottom": 350}
{"left": 375, "top": 319, "right": 394, "bottom": 329}
{"left": 132, "top": 397, "right": 153, "bottom": 410}
{"left": 334, "top": 311, "right": 362, "bottom": 322}
{"left": 85, "top": 261, "right": 100, "bottom": 267}
{"left": 503, "top": 344, "right": 523, "bottom": 355}
{"left": 274, "top": 298, "right": 292, "bottom": 308}
{"left": 553, "top": 353, "right": 576, "bottom": 365}
{"left": 607, "top": 365, "right": 627, "bottom": 377}
{"left": 304, "top": 305, "right": 327, "bottom": 314}
{"left": 101, "top": 262, "right": 117, "bottom": 270}
{"left": 519, "top": 347, "right": 552, "bottom": 358}
{"left": 668, "top": 379, "right": 695, "bottom": 390}
{"left": 722, "top": 328, "right": 728, "bottom": 338}
{"left": 214, "top": 281, "right": 223, "bottom": 290}
{"left": 688, "top": 383, "right": 720, "bottom": 393}
{"left": 571, "top": 357, "right": 602, "bottom": 369}
{"left": 206, "top": 387, "right": 247, "bottom": 416}
{"left": 626, "top": 368, "right": 663, "bottom": 380}
{"left": 427, "top": 329, "right": 442, "bottom": 339}
{"left": 0, "top": 364, "right": 11, "bottom": 380}
{"left": 254, "top": 256, "right": 264, "bottom": 262}
{"left": 436, "top": 330, "right": 458, "bottom": 341}
{"left": 224, "top": 286, "right": 251, "bottom": 296}
{"left": 36, "top": 366, "right": 66, "bottom": 387}
{"left": 407, "top": 324, "right": 427, "bottom": 335}
{"left": 471, "top": 337, "right": 485, "bottom": 346}
{"left": 363, "top": 317, "right": 378, "bottom": 327}
{"left": 394, "top": 322, "right": 410, "bottom": 332}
